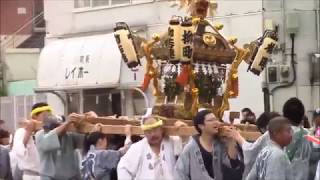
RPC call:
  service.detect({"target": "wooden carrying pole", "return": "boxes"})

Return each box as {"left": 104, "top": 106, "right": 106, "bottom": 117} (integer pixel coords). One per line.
{"left": 22, "top": 116, "right": 261, "bottom": 142}
{"left": 84, "top": 116, "right": 259, "bottom": 132}
{"left": 76, "top": 123, "right": 261, "bottom": 142}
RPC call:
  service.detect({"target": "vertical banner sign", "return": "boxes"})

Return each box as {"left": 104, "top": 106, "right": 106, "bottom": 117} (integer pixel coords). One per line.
{"left": 168, "top": 17, "right": 182, "bottom": 64}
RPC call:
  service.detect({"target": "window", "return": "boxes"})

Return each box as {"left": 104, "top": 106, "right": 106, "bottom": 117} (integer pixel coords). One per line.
{"left": 111, "top": 0, "right": 130, "bottom": 6}
{"left": 83, "top": 89, "right": 122, "bottom": 116}
{"left": 74, "top": 0, "right": 90, "bottom": 8}
{"left": 92, "top": 0, "right": 109, "bottom": 7}
{"left": 74, "top": 0, "right": 131, "bottom": 8}
{"left": 67, "top": 93, "right": 81, "bottom": 114}
{"left": 132, "top": 90, "right": 146, "bottom": 115}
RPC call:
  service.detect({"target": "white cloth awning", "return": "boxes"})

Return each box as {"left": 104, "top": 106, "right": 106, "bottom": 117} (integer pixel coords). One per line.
{"left": 36, "top": 33, "right": 122, "bottom": 91}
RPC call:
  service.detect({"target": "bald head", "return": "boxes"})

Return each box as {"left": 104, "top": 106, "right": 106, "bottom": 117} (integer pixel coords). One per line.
{"left": 268, "top": 116, "right": 292, "bottom": 147}
{"left": 268, "top": 117, "right": 290, "bottom": 135}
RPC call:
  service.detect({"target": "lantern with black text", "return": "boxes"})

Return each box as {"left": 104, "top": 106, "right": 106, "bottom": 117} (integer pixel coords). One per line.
{"left": 250, "top": 37, "right": 277, "bottom": 75}
{"left": 180, "top": 18, "right": 194, "bottom": 64}
{"left": 176, "top": 18, "right": 195, "bottom": 86}
{"left": 114, "top": 22, "right": 140, "bottom": 69}
{"left": 168, "top": 17, "right": 182, "bottom": 64}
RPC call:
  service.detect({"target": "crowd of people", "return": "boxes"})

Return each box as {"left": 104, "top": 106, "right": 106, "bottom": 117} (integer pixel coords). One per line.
{"left": 0, "top": 97, "right": 319, "bottom": 180}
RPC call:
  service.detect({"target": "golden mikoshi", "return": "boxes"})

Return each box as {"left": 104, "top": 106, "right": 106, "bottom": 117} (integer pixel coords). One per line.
{"left": 113, "top": 0, "right": 278, "bottom": 119}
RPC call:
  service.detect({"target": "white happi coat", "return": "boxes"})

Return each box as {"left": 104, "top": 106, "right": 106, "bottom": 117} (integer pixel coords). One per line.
{"left": 246, "top": 141, "right": 292, "bottom": 180}
{"left": 242, "top": 126, "right": 312, "bottom": 180}
{"left": 117, "top": 136, "right": 182, "bottom": 180}
{"left": 315, "top": 161, "right": 320, "bottom": 180}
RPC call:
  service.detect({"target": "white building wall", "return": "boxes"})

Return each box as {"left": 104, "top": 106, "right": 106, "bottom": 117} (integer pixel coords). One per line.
{"left": 44, "top": 0, "right": 159, "bottom": 37}
{"left": 43, "top": 0, "right": 270, "bottom": 115}
{"left": 5, "top": 48, "right": 40, "bottom": 81}
{"left": 263, "top": 0, "right": 320, "bottom": 116}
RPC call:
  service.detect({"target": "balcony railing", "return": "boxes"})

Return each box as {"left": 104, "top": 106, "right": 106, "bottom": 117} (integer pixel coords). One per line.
{"left": 0, "top": 12, "right": 44, "bottom": 49}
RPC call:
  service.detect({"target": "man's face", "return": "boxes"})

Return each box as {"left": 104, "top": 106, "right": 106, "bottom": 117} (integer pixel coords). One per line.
{"left": 277, "top": 124, "right": 293, "bottom": 147}
{"left": 98, "top": 137, "right": 108, "bottom": 149}
{"left": 34, "top": 111, "right": 51, "bottom": 122}
{"left": 144, "top": 118, "right": 163, "bottom": 146}
{"left": 0, "top": 121, "right": 4, "bottom": 129}
{"left": 200, "top": 113, "right": 221, "bottom": 136}
{"left": 0, "top": 137, "right": 10, "bottom": 145}
{"left": 242, "top": 111, "right": 249, "bottom": 119}
{"left": 314, "top": 116, "right": 320, "bottom": 128}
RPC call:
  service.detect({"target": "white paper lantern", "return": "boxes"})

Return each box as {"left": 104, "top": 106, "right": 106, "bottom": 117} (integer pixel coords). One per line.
{"left": 168, "top": 17, "right": 182, "bottom": 63}
{"left": 250, "top": 37, "right": 277, "bottom": 75}
{"left": 180, "top": 18, "right": 195, "bottom": 64}
{"left": 114, "top": 22, "right": 140, "bottom": 68}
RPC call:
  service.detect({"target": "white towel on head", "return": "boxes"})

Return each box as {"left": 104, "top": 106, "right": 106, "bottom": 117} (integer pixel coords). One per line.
{"left": 198, "top": 108, "right": 206, "bottom": 112}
